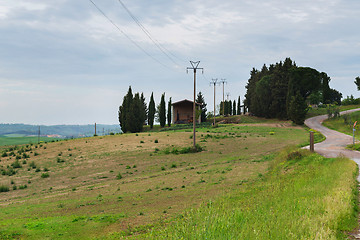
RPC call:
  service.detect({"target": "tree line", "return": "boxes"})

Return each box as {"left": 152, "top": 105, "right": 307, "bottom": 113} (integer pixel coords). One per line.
{"left": 244, "top": 58, "right": 342, "bottom": 124}
{"left": 118, "top": 87, "right": 209, "bottom": 133}
{"left": 219, "top": 96, "right": 243, "bottom": 116}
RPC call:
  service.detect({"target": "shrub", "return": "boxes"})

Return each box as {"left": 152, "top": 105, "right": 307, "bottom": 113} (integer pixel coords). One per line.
{"left": 116, "top": 173, "right": 123, "bottom": 180}
{"left": 29, "top": 161, "right": 36, "bottom": 169}
{"left": 154, "top": 139, "right": 159, "bottom": 143}
{"left": 41, "top": 173, "right": 50, "bottom": 178}
{"left": 11, "top": 160, "right": 22, "bottom": 169}
{"left": 1, "top": 152, "right": 8, "bottom": 157}
{"left": 0, "top": 185, "right": 9, "bottom": 192}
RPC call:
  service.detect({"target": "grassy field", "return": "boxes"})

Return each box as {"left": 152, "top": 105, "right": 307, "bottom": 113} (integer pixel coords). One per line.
{"left": 145, "top": 149, "right": 358, "bottom": 239}
{"left": 0, "top": 135, "right": 59, "bottom": 147}
{"left": 0, "top": 122, "right": 357, "bottom": 239}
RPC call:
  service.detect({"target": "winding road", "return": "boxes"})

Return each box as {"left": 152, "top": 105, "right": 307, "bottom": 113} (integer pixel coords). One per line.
{"left": 304, "top": 108, "right": 360, "bottom": 181}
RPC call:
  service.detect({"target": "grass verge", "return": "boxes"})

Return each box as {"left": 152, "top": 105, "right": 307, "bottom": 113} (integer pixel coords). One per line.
{"left": 143, "top": 148, "right": 358, "bottom": 239}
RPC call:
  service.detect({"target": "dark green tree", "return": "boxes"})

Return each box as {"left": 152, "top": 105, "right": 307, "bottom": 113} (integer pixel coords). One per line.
{"left": 233, "top": 100, "right": 236, "bottom": 115}
{"left": 140, "top": 93, "right": 147, "bottom": 125}
{"left": 328, "top": 88, "right": 342, "bottom": 104}
{"left": 118, "top": 87, "right": 146, "bottom": 133}
{"left": 159, "top": 93, "right": 166, "bottom": 127}
{"left": 196, "top": 92, "right": 207, "bottom": 122}
{"left": 355, "top": 77, "right": 360, "bottom": 91}
{"left": 288, "top": 91, "right": 308, "bottom": 125}
{"left": 118, "top": 86, "right": 133, "bottom": 133}
{"left": 167, "top": 97, "right": 172, "bottom": 127}
{"left": 321, "top": 72, "right": 331, "bottom": 104}
{"left": 237, "top": 96, "right": 241, "bottom": 115}
{"left": 148, "top": 92, "right": 155, "bottom": 129}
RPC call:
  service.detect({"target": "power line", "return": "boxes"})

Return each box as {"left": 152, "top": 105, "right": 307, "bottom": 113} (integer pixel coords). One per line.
{"left": 219, "top": 78, "right": 227, "bottom": 116}
{"left": 210, "top": 78, "right": 218, "bottom": 125}
{"left": 89, "top": 0, "right": 172, "bottom": 70}
{"left": 117, "top": 0, "right": 183, "bottom": 66}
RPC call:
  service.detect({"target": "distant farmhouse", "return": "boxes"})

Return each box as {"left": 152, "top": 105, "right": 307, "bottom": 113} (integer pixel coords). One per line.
{"left": 171, "top": 99, "right": 201, "bottom": 124}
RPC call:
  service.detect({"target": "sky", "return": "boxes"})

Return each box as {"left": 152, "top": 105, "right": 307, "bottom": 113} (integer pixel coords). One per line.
{"left": 0, "top": 0, "right": 360, "bottom": 125}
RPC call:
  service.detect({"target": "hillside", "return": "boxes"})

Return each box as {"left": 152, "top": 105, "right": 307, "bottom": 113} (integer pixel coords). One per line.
{"left": 0, "top": 122, "right": 357, "bottom": 239}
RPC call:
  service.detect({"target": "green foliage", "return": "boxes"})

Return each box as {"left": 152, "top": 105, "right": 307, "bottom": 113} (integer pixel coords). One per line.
{"left": 327, "top": 105, "right": 340, "bottom": 119}
{"left": 342, "top": 95, "right": 360, "bottom": 105}
{"left": 196, "top": 92, "right": 207, "bottom": 122}
{"left": 41, "top": 173, "right": 50, "bottom": 178}
{"left": 148, "top": 92, "right": 156, "bottom": 129}
{"left": 116, "top": 173, "right": 122, "bottom": 180}
{"left": 0, "top": 185, "right": 9, "bottom": 192}
{"left": 355, "top": 76, "right": 360, "bottom": 91}
{"left": 159, "top": 93, "right": 166, "bottom": 127}
{"left": 245, "top": 58, "right": 341, "bottom": 120}
{"left": 237, "top": 96, "right": 241, "bottom": 115}
{"left": 288, "top": 91, "right": 308, "bottom": 125}
{"left": 118, "top": 86, "right": 147, "bottom": 133}
{"left": 167, "top": 97, "right": 172, "bottom": 127}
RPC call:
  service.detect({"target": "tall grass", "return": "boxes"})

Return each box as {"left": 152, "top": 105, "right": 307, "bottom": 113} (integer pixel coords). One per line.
{"left": 145, "top": 149, "right": 358, "bottom": 239}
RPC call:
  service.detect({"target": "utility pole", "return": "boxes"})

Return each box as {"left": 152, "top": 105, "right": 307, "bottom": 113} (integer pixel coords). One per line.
{"left": 187, "top": 61, "right": 203, "bottom": 149}
{"left": 95, "top": 122, "right": 97, "bottom": 136}
{"left": 226, "top": 92, "right": 230, "bottom": 101}
{"left": 220, "top": 79, "right": 227, "bottom": 116}
{"left": 210, "top": 78, "right": 218, "bottom": 126}
{"left": 38, "top": 126, "right": 40, "bottom": 144}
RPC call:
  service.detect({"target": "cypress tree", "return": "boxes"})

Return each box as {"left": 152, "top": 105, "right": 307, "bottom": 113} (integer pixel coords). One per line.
{"left": 159, "top": 93, "right": 166, "bottom": 127}
{"left": 118, "top": 86, "right": 133, "bottom": 133}
{"left": 237, "top": 96, "right": 241, "bottom": 115}
{"left": 167, "top": 97, "right": 172, "bottom": 127}
{"left": 141, "top": 93, "right": 147, "bottom": 125}
{"left": 148, "top": 93, "right": 155, "bottom": 129}
{"left": 228, "top": 100, "right": 232, "bottom": 115}
{"left": 233, "top": 100, "right": 236, "bottom": 115}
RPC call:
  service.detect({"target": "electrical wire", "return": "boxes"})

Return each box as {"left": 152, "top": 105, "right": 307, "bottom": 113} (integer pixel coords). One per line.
{"left": 117, "top": 0, "right": 183, "bottom": 66}
{"left": 89, "top": 0, "right": 173, "bottom": 70}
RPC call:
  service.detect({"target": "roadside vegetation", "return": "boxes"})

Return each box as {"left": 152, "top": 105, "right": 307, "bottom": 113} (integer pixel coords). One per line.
{"left": 145, "top": 149, "right": 358, "bottom": 239}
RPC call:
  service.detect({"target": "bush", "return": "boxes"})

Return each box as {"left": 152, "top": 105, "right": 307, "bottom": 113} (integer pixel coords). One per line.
{"left": 11, "top": 160, "right": 22, "bottom": 169}
{"left": 29, "top": 161, "right": 36, "bottom": 169}
{"left": 41, "top": 173, "right": 50, "bottom": 178}
{"left": 0, "top": 185, "right": 9, "bottom": 192}
{"left": 1, "top": 152, "right": 8, "bottom": 157}
{"left": 116, "top": 173, "right": 122, "bottom": 180}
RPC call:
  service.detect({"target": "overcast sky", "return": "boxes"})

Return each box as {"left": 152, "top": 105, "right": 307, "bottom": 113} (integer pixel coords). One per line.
{"left": 1, "top": 0, "right": 359, "bottom": 125}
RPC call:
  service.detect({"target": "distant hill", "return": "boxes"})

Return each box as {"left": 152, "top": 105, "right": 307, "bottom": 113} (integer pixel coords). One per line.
{"left": 0, "top": 123, "right": 121, "bottom": 138}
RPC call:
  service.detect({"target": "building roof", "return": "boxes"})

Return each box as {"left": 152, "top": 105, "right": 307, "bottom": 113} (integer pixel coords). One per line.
{"left": 172, "top": 99, "right": 201, "bottom": 106}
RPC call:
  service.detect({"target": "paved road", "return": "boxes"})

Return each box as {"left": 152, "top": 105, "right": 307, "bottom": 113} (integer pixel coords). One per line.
{"left": 304, "top": 108, "right": 360, "bottom": 180}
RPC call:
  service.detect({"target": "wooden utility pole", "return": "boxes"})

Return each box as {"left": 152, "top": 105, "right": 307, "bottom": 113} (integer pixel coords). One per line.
{"left": 38, "top": 126, "right": 40, "bottom": 144}
{"left": 220, "top": 79, "right": 227, "bottom": 116}
{"left": 210, "top": 78, "right": 218, "bottom": 126}
{"left": 95, "top": 123, "right": 97, "bottom": 136}
{"left": 310, "top": 131, "right": 314, "bottom": 152}
{"left": 187, "top": 61, "right": 203, "bottom": 149}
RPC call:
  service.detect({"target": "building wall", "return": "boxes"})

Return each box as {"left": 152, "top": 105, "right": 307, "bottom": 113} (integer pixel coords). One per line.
{"left": 172, "top": 102, "right": 201, "bottom": 124}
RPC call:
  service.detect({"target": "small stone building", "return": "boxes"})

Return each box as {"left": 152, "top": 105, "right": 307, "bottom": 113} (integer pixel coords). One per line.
{"left": 172, "top": 99, "right": 201, "bottom": 124}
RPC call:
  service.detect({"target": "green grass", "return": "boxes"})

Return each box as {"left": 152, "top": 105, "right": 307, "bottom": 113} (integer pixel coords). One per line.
{"left": 0, "top": 123, "right": 356, "bottom": 239}
{"left": 0, "top": 136, "right": 59, "bottom": 146}
{"left": 144, "top": 149, "right": 358, "bottom": 239}
{"left": 323, "top": 110, "right": 360, "bottom": 137}
{"left": 306, "top": 104, "right": 360, "bottom": 119}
